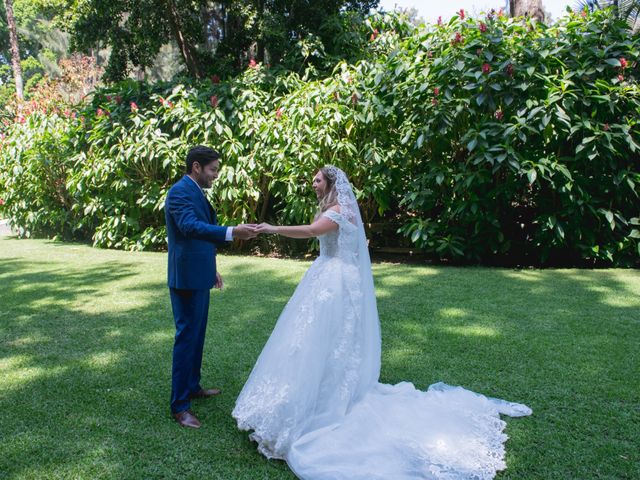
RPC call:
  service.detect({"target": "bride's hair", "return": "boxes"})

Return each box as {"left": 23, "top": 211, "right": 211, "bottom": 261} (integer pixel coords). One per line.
{"left": 316, "top": 166, "right": 339, "bottom": 216}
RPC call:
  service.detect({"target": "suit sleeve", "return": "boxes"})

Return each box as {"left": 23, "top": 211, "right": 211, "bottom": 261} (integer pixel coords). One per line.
{"left": 167, "top": 188, "right": 229, "bottom": 243}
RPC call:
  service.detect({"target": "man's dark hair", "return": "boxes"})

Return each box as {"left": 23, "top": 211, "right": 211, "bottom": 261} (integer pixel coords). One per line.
{"left": 186, "top": 146, "right": 221, "bottom": 174}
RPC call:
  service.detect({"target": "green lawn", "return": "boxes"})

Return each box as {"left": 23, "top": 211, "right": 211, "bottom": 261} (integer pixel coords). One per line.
{"left": 0, "top": 237, "right": 638, "bottom": 479}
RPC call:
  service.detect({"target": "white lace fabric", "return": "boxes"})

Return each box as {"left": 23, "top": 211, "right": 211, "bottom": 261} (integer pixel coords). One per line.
{"left": 232, "top": 167, "right": 531, "bottom": 478}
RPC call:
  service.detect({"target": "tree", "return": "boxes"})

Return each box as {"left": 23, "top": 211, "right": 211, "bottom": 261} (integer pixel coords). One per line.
{"left": 3, "top": 0, "right": 23, "bottom": 99}
{"left": 67, "top": 0, "right": 379, "bottom": 82}
{"left": 509, "top": 0, "right": 546, "bottom": 21}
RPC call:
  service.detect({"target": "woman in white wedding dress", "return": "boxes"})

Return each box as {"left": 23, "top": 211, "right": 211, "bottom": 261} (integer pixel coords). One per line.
{"left": 232, "top": 166, "right": 531, "bottom": 480}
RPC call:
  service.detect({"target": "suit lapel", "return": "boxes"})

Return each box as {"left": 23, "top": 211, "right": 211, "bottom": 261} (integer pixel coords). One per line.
{"left": 183, "top": 175, "right": 213, "bottom": 223}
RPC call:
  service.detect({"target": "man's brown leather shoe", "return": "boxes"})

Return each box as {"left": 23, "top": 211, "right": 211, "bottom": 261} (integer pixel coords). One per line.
{"left": 172, "top": 410, "right": 201, "bottom": 428}
{"left": 189, "top": 388, "right": 221, "bottom": 399}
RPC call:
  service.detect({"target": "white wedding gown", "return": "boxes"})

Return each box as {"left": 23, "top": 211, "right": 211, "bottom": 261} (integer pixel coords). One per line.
{"left": 233, "top": 178, "right": 531, "bottom": 479}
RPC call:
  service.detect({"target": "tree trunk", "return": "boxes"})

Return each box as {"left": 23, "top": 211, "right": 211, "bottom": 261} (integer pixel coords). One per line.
{"left": 512, "top": 0, "right": 546, "bottom": 21}
{"left": 165, "top": 0, "right": 202, "bottom": 78}
{"left": 4, "top": 0, "right": 23, "bottom": 100}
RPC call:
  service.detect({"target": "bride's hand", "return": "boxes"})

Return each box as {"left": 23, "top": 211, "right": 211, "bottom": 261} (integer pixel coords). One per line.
{"left": 255, "top": 222, "right": 277, "bottom": 234}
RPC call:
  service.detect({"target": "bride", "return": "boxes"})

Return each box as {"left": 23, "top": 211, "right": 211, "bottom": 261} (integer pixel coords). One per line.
{"left": 232, "top": 166, "right": 531, "bottom": 479}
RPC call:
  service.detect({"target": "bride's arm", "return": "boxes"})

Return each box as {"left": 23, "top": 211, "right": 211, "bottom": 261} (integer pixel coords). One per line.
{"left": 256, "top": 209, "right": 339, "bottom": 239}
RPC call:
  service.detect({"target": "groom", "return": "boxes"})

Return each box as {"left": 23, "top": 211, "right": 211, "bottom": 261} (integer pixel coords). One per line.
{"left": 165, "top": 145, "right": 257, "bottom": 428}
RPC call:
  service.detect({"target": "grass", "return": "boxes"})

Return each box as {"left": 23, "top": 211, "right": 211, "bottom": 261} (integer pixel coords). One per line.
{"left": 0, "top": 236, "right": 638, "bottom": 479}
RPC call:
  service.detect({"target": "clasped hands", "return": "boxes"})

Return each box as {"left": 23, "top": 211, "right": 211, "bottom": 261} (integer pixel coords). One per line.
{"left": 232, "top": 223, "right": 276, "bottom": 240}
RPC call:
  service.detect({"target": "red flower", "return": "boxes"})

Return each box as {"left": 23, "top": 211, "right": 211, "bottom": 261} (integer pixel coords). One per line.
{"left": 618, "top": 74, "right": 624, "bottom": 82}
{"left": 452, "top": 32, "right": 463, "bottom": 45}
{"left": 130, "top": 101, "right": 139, "bottom": 111}
{"left": 506, "top": 63, "right": 514, "bottom": 77}
{"left": 115, "top": 95, "right": 122, "bottom": 104}
{"left": 432, "top": 98, "right": 438, "bottom": 106}
{"left": 64, "top": 109, "right": 72, "bottom": 117}
{"left": 370, "top": 28, "right": 379, "bottom": 41}
{"left": 479, "top": 22, "right": 487, "bottom": 33}
{"left": 106, "top": 95, "right": 112, "bottom": 101}
{"left": 498, "top": 8, "right": 504, "bottom": 18}
{"left": 276, "top": 108, "right": 283, "bottom": 119}
{"left": 603, "top": 123, "right": 610, "bottom": 131}
{"left": 351, "top": 93, "right": 359, "bottom": 105}
{"left": 459, "top": 9, "right": 465, "bottom": 19}
{"left": 494, "top": 109, "right": 504, "bottom": 120}
{"left": 581, "top": 10, "right": 587, "bottom": 18}
{"left": 248, "top": 58, "right": 257, "bottom": 68}
{"left": 160, "top": 97, "right": 173, "bottom": 108}
{"left": 17, "top": 114, "right": 26, "bottom": 124}
{"left": 0, "top": 198, "right": 4, "bottom": 206}
{"left": 482, "top": 63, "right": 491, "bottom": 74}
{"left": 211, "top": 74, "right": 220, "bottom": 84}
{"left": 437, "top": 16, "right": 442, "bottom": 26}
{"left": 434, "top": 87, "right": 440, "bottom": 96}
{"left": 96, "top": 108, "right": 106, "bottom": 117}
{"left": 210, "top": 95, "right": 218, "bottom": 108}
{"left": 620, "top": 57, "right": 628, "bottom": 69}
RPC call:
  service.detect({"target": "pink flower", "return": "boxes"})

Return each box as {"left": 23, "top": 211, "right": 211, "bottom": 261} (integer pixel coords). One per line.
{"left": 581, "top": 10, "right": 587, "bottom": 18}
{"left": 106, "top": 95, "right": 112, "bottom": 102}
{"left": 96, "top": 108, "right": 106, "bottom": 117}
{"left": 210, "top": 95, "right": 218, "bottom": 108}
{"left": 434, "top": 87, "right": 440, "bottom": 96}
{"left": 248, "top": 58, "right": 257, "bottom": 68}
{"left": 459, "top": 9, "right": 465, "bottom": 19}
{"left": 432, "top": 98, "right": 438, "bottom": 106}
{"left": 494, "top": 109, "right": 504, "bottom": 120}
{"left": 276, "top": 108, "right": 283, "bottom": 119}
{"left": 211, "top": 74, "right": 220, "bottom": 84}
{"left": 482, "top": 63, "right": 491, "bottom": 74}
{"left": 130, "top": 101, "right": 138, "bottom": 111}
{"left": 620, "top": 57, "right": 628, "bottom": 69}
{"left": 0, "top": 198, "right": 4, "bottom": 206}
{"left": 506, "top": 63, "right": 514, "bottom": 77}
{"left": 437, "top": 16, "right": 442, "bottom": 26}
{"left": 618, "top": 74, "right": 624, "bottom": 82}
{"left": 479, "top": 22, "right": 487, "bottom": 33}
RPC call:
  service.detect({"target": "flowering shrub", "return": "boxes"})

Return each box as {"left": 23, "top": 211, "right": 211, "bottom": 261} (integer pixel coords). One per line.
{"left": 0, "top": 10, "right": 638, "bottom": 265}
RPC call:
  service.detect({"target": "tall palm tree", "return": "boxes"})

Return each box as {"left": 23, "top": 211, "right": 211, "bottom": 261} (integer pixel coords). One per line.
{"left": 3, "top": 0, "right": 23, "bottom": 100}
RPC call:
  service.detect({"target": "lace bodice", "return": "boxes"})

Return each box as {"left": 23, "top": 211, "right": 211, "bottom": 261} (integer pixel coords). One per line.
{"left": 319, "top": 210, "right": 359, "bottom": 260}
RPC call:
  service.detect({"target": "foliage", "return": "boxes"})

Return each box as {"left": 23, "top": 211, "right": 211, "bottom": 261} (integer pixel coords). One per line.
{"left": 0, "top": 10, "right": 638, "bottom": 266}
{"left": 65, "top": 0, "right": 380, "bottom": 81}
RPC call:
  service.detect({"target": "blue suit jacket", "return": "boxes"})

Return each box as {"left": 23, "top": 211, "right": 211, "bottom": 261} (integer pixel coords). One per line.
{"left": 165, "top": 175, "right": 228, "bottom": 290}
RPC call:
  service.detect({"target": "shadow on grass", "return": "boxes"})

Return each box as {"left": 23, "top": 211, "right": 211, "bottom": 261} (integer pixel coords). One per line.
{"left": 0, "top": 239, "right": 638, "bottom": 479}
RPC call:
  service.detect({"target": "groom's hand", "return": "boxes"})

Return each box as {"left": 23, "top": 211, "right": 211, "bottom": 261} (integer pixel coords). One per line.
{"left": 214, "top": 271, "right": 224, "bottom": 290}
{"left": 233, "top": 223, "right": 258, "bottom": 240}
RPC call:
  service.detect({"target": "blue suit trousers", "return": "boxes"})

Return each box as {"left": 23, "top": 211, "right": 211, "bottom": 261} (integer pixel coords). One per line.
{"left": 169, "top": 288, "right": 211, "bottom": 414}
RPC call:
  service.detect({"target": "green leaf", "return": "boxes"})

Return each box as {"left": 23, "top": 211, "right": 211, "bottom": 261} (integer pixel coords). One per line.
{"left": 605, "top": 58, "right": 622, "bottom": 67}
{"left": 467, "top": 138, "right": 478, "bottom": 151}
{"left": 527, "top": 169, "right": 537, "bottom": 184}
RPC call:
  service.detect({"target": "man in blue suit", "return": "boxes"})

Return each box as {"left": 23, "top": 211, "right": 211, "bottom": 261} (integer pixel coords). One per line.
{"left": 165, "top": 145, "right": 257, "bottom": 428}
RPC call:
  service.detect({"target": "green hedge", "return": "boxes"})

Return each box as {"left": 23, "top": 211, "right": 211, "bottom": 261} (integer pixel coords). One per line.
{"left": 1, "top": 9, "right": 638, "bottom": 266}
